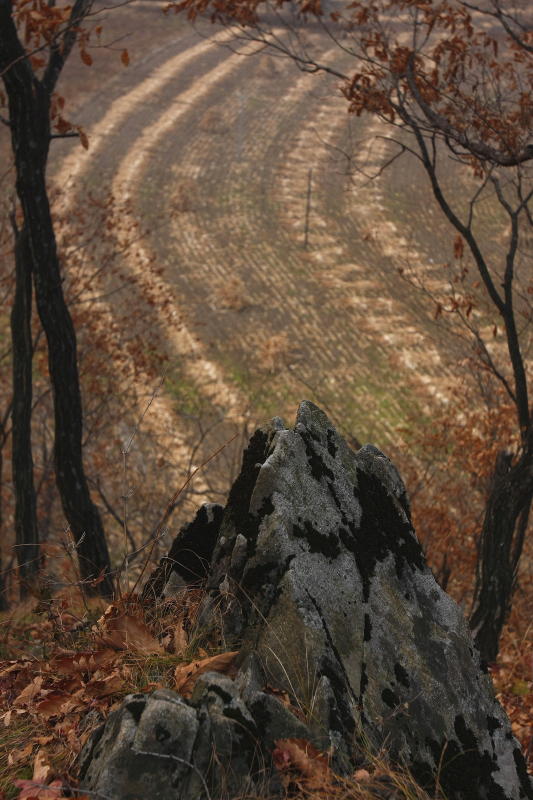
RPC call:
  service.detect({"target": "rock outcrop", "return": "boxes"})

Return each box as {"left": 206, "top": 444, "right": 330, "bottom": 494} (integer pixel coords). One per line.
{"left": 141, "top": 503, "right": 224, "bottom": 601}
{"left": 80, "top": 402, "right": 533, "bottom": 800}
{"left": 78, "top": 671, "right": 314, "bottom": 800}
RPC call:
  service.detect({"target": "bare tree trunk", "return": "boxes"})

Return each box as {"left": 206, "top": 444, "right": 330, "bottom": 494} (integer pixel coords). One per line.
{"left": 469, "top": 449, "right": 533, "bottom": 664}
{"left": 11, "top": 224, "right": 40, "bottom": 596}
{"left": 0, "top": 418, "right": 9, "bottom": 611}
{"left": 0, "top": 9, "right": 113, "bottom": 597}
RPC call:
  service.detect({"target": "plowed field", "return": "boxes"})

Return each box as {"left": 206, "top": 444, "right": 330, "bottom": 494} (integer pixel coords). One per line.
{"left": 49, "top": 1, "right": 486, "bottom": 449}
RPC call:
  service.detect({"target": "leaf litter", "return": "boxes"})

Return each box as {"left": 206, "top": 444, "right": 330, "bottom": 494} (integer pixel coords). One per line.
{"left": 0, "top": 581, "right": 531, "bottom": 800}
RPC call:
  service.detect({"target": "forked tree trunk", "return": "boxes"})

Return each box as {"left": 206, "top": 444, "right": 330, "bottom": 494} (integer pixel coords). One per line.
{"left": 0, "top": 9, "right": 113, "bottom": 597}
{"left": 11, "top": 225, "right": 40, "bottom": 595}
{"left": 469, "top": 447, "right": 533, "bottom": 664}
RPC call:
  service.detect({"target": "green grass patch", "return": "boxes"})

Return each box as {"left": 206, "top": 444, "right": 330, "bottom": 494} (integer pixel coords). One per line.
{"left": 165, "top": 359, "right": 211, "bottom": 418}
{"left": 0, "top": 718, "right": 37, "bottom": 800}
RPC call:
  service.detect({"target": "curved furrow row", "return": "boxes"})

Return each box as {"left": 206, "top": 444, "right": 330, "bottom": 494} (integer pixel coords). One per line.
{"left": 50, "top": 28, "right": 260, "bottom": 498}
{"left": 275, "top": 105, "right": 457, "bottom": 405}
{"left": 111, "top": 37, "right": 276, "bottom": 419}
{"left": 131, "top": 48, "right": 435, "bottom": 440}
{"left": 54, "top": 16, "right": 490, "bottom": 448}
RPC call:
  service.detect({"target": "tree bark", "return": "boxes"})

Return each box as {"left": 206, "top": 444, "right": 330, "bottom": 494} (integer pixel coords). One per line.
{"left": 469, "top": 449, "right": 533, "bottom": 664}
{"left": 0, "top": 416, "right": 9, "bottom": 611}
{"left": 11, "top": 224, "right": 40, "bottom": 595}
{"left": 0, "top": 4, "right": 113, "bottom": 597}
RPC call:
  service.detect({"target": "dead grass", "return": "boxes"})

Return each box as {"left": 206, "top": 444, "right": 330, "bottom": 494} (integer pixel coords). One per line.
{"left": 255, "top": 333, "right": 293, "bottom": 373}
{"left": 199, "top": 108, "right": 229, "bottom": 134}
{"left": 212, "top": 275, "right": 251, "bottom": 311}
{"left": 173, "top": 177, "right": 199, "bottom": 212}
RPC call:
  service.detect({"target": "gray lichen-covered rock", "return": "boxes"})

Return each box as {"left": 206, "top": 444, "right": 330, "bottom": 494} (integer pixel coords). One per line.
{"left": 80, "top": 402, "right": 532, "bottom": 800}
{"left": 78, "top": 671, "right": 314, "bottom": 800}
{"left": 199, "top": 401, "right": 532, "bottom": 799}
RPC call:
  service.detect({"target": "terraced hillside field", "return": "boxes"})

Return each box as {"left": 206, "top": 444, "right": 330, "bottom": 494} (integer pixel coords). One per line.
{"left": 49, "top": 1, "right": 502, "bottom": 452}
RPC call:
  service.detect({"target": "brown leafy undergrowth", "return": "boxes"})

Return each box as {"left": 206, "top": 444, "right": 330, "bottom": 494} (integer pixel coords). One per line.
{"left": 0, "top": 587, "right": 236, "bottom": 799}
{"left": 0, "top": 584, "right": 531, "bottom": 800}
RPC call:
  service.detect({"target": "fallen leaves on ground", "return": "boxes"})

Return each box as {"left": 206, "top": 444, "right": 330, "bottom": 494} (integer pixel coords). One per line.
{"left": 12, "top": 780, "right": 65, "bottom": 800}
{"left": 0, "top": 590, "right": 241, "bottom": 799}
{"left": 1, "top": 581, "right": 530, "bottom": 800}
{"left": 273, "top": 738, "right": 332, "bottom": 791}
{"left": 174, "top": 650, "right": 239, "bottom": 697}
{"left": 94, "top": 604, "right": 163, "bottom": 653}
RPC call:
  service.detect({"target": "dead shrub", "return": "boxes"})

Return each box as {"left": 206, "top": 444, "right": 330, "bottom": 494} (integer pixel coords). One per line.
{"left": 212, "top": 276, "right": 250, "bottom": 311}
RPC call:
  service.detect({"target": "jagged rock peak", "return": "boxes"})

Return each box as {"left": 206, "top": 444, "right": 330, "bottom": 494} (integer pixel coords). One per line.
{"left": 80, "top": 402, "right": 532, "bottom": 800}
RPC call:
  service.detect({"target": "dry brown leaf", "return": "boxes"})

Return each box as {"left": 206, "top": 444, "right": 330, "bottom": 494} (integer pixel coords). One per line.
{"left": 78, "top": 128, "right": 89, "bottom": 150}
{"left": 138, "top": 681, "right": 163, "bottom": 693}
{"left": 35, "top": 691, "right": 81, "bottom": 718}
{"left": 1, "top": 708, "right": 26, "bottom": 726}
{"left": 174, "top": 651, "right": 239, "bottom": 697}
{"left": 65, "top": 725, "right": 84, "bottom": 754}
{"left": 8, "top": 742, "right": 33, "bottom": 765}
{"left": 13, "top": 778, "right": 65, "bottom": 799}
{"left": 173, "top": 622, "right": 188, "bottom": 654}
{"left": 264, "top": 684, "right": 292, "bottom": 707}
{"left": 33, "top": 736, "right": 54, "bottom": 746}
{"left": 14, "top": 675, "right": 44, "bottom": 706}
{"left": 0, "top": 660, "right": 31, "bottom": 678}
{"left": 33, "top": 749, "right": 54, "bottom": 783}
{"left": 85, "top": 669, "right": 124, "bottom": 698}
{"left": 273, "top": 738, "right": 330, "bottom": 788}
{"left": 96, "top": 614, "right": 163, "bottom": 654}
{"left": 51, "top": 649, "right": 117, "bottom": 675}
{"left": 56, "top": 677, "right": 83, "bottom": 694}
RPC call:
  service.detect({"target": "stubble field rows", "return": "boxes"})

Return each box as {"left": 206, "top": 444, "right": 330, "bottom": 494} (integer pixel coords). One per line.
{"left": 50, "top": 2, "right": 491, "bottom": 454}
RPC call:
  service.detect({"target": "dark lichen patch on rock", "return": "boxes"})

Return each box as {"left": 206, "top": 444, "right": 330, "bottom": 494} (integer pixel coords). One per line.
{"left": 124, "top": 694, "right": 146, "bottom": 725}
{"left": 240, "top": 560, "right": 282, "bottom": 600}
{"left": 244, "top": 493, "right": 275, "bottom": 560}
{"left": 415, "top": 710, "right": 533, "bottom": 800}
{"left": 292, "top": 519, "right": 341, "bottom": 558}
{"left": 348, "top": 462, "right": 427, "bottom": 603}
{"left": 454, "top": 714, "right": 480, "bottom": 752}
{"left": 327, "top": 480, "right": 342, "bottom": 511}
{"left": 339, "top": 508, "right": 389, "bottom": 603}
{"left": 317, "top": 657, "right": 357, "bottom": 737}
{"left": 154, "top": 723, "right": 171, "bottom": 742}
{"left": 255, "top": 493, "right": 275, "bottom": 523}
{"left": 394, "top": 662, "right": 410, "bottom": 688}
{"left": 326, "top": 428, "right": 338, "bottom": 458}
{"left": 412, "top": 615, "right": 448, "bottom": 679}
{"left": 381, "top": 688, "right": 400, "bottom": 709}
{"left": 513, "top": 748, "right": 533, "bottom": 797}
{"left": 228, "top": 429, "right": 272, "bottom": 501}
{"left": 356, "top": 467, "right": 425, "bottom": 583}
{"left": 422, "top": 735, "right": 508, "bottom": 800}
{"left": 241, "top": 555, "right": 296, "bottom": 627}
{"left": 297, "top": 427, "right": 335, "bottom": 482}
{"left": 486, "top": 715, "right": 501, "bottom": 736}
{"left": 359, "top": 661, "right": 368, "bottom": 698}
{"left": 141, "top": 503, "right": 224, "bottom": 601}
{"left": 223, "top": 427, "right": 275, "bottom": 538}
